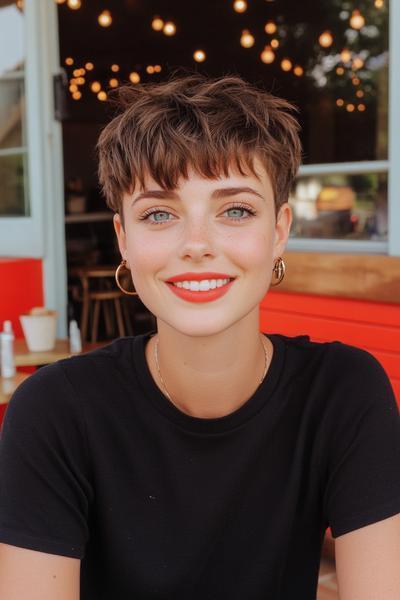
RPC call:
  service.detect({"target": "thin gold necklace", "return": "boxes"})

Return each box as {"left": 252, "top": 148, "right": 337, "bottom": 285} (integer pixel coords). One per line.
{"left": 153, "top": 334, "right": 270, "bottom": 403}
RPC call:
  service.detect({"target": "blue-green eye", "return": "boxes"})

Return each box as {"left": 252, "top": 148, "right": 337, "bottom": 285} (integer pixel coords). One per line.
{"left": 224, "top": 204, "right": 257, "bottom": 220}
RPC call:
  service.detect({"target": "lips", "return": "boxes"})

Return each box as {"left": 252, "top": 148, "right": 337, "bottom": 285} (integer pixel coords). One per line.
{"left": 166, "top": 272, "right": 235, "bottom": 283}
{"left": 166, "top": 278, "right": 235, "bottom": 303}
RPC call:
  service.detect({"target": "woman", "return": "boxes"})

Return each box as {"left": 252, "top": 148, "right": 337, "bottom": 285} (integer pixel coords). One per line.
{"left": 0, "top": 74, "right": 399, "bottom": 599}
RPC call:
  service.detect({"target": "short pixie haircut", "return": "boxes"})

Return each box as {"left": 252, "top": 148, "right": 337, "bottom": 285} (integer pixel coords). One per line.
{"left": 97, "top": 73, "right": 302, "bottom": 222}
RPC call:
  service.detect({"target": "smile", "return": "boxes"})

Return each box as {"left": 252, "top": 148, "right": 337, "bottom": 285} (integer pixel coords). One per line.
{"left": 165, "top": 278, "right": 235, "bottom": 303}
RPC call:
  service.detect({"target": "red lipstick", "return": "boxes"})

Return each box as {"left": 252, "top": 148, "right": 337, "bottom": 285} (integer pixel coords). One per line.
{"left": 166, "top": 272, "right": 234, "bottom": 283}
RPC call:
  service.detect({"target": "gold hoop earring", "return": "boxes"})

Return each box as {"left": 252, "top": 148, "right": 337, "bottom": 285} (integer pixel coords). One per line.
{"left": 271, "top": 257, "right": 285, "bottom": 286}
{"left": 115, "top": 259, "right": 138, "bottom": 296}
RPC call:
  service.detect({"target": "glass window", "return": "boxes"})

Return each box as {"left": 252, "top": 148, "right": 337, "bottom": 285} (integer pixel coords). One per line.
{"left": 289, "top": 171, "right": 387, "bottom": 241}
{"left": 0, "top": 2, "right": 29, "bottom": 217}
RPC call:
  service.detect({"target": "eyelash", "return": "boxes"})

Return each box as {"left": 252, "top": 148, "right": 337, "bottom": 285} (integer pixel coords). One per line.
{"left": 138, "top": 203, "right": 257, "bottom": 225}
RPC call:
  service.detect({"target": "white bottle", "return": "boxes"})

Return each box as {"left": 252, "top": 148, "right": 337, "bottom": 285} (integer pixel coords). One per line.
{"left": 69, "top": 319, "right": 82, "bottom": 353}
{"left": 0, "top": 320, "right": 16, "bottom": 378}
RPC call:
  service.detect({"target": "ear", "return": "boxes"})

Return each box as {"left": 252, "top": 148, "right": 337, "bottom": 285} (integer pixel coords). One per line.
{"left": 113, "top": 213, "right": 127, "bottom": 260}
{"left": 273, "top": 202, "right": 293, "bottom": 259}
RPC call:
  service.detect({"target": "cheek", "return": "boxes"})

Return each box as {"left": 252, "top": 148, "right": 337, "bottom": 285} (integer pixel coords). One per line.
{"left": 225, "top": 230, "right": 272, "bottom": 271}
{"left": 125, "top": 231, "right": 169, "bottom": 277}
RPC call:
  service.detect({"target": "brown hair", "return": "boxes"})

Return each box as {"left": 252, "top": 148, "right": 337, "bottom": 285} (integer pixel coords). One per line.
{"left": 97, "top": 73, "right": 302, "bottom": 223}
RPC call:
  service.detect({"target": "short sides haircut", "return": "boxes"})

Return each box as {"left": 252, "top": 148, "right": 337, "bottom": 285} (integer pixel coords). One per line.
{"left": 97, "top": 73, "right": 302, "bottom": 220}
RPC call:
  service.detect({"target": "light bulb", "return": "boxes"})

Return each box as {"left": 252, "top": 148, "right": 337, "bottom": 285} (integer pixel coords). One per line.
{"left": 233, "top": 0, "right": 247, "bottom": 13}
{"left": 69, "top": 84, "right": 78, "bottom": 93}
{"left": 281, "top": 58, "right": 292, "bottom": 72}
{"left": 154, "top": 65, "right": 162, "bottom": 73}
{"left": 270, "top": 38, "right": 279, "bottom": 48}
{"left": 340, "top": 48, "right": 352, "bottom": 63}
{"left": 67, "top": 0, "right": 81, "bottom": 9}
{"left": 350, "top": 9, "right": 365, "bottom": 30}
{"left": 293, "top": 65, "right": 303, "bottom": 76}
{"left": 163, "top": 21, "right": 176, "bottom": 36}
{"left": 109, "top": 78, "right": 118, "bottom": 88}
{"left": 85, "top": 62, "right": 94, "bottom": 70}
{"left": 319, "top": 30, "right": 333, "bottom": 48}
{"left": 358, "top": 103, "right": 366, "bottom": 111}
{"left": 240, "top": 30, "right": 255, "bottom": 48}
{"left": 264, "top": 21, "right": 277, "bottom": 34}
{"left": 375, "top": 0, "right": 384, "bottom": 7}
{"left": 146, "top": 65, "right": 155, "bottom": 74}
{"left": 356, "top": 89, "right": 364, "bottom": 98}
{"left": 336, "top": 66, "right": 344, "bottom": 75}
{"left": 193, "top": 49, "right": 206, "bottom": 62}
{"left": 152, "top": 16, "right": 164, "bottom": 31}
{"left": 77, "top": 77, "right": 85, "bottom": 85}
{"left": 65, "top": 57, "right": 74, "bottom": 66}
{"left": 97, "top": 91, "right": 107, "bottom": 101}
{"left": 98, "top": 10, "right": 112, "bottom": 27}
{"left": 346, "top": 103, "right": 355, "bottom": 112}
{"left": 111, "top": 64, "right": 119, "bottom": 72}
{"left": 129, "top": 72, "right": 140, "bottom": 84}
{"left": 336, "top": 99, "right": 344, "bottom": 107}
{"left": 72, "top": 91, "right": 82, "bottom": 100}
{"left": 73, "top": 68, "right": 81, "bottom": 77}
{"left": 352, "top": 57, "right": 364, "bottom": 70}
{"left": 260, "top": 45, "right": 275, "bottom": 64}
{"left": 91, "top": 81, "right": 101, "bottom": 93}
{"left": 352, "top": 76, "right": 360, "bottom": 85}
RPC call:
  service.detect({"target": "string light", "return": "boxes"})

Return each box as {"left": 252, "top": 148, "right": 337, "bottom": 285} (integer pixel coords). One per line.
{"left": 375, "top": 0, "right": 384, "bottom": 7}
{"left": 293, "top": 65, "right": 304, "bottom": 76}
{"left": 73, "top": 68, "right": 81, "bottom": 77}
{"left": 146, "top": 65, "right": 155, "bottom": 74}
{"left": 319, "top": 30, "right": 333, "bottom": 48}
{"left": 264, "top": 21, "right": 277, "bottom": 34}
{"left": 349, "top": 9, "right": 365, "bottom": 30}
{"left": 336, "top": 98, "right": 344, "bottom": 107}
{"left": 356, "top": 89, "right": 364, "bottom": 98}
{"left": 111, "top": 64, "right": 120, "bottom": 72}
{"left": 352, "top": 57, "right": 364, "bottom": 70}
{"left": 233, "top": 0, "right": 247, "bottom": 13}
{"left": 336, "top": 66, "right": 344, "bottom": 75}
{"left": 163, "top": 21, "right": 176, "bottom": 36}
{"left": 270, "top": 38, "right": 279, "bottom": 48}
{"left": 240, "top": 30, "right": 255, "bottom": 48}
{"left": 358, "top": 103, "right": 366, "bottom": 111}
{"left": 65, "top": 57, "right": 74, "bottom": 66}
{"left": 281, "top": 58, "right": 292, "bottom": 72}
{"left": 340, "top": 48, "right": 352, "bottom": 63}
{"left": 85, "top": 62, "right": 94, "bottom": 70}
{"left": 76, "top": 76, "right": 85, "bottom": 85}
{"left": 69, "top": 84, "right": 78, "bottom": 93}
{"left": 72, "top": 91, "right": 82, "bottom": 100}
{"left": 154, "top": 65, "right": 162, "bottom": 73}
{"left": 97, "top": 91, "right": 107, "bottom": 101}
{"left": 346, "top": 103, "right": 355, "bottom": 112}
{"left": 129, "top": 71, "right": 141, "bottom": 84}
{"left": 151, "top": 16, "right": 164, "bottom": 31}
{"left": 193, "top": 49, "right": 206, "bottom": 62}
{"left": 260, "top": 45, "right": 275, "bottom": 64}
{"left": 98, "top": 10, "right": 112, "bottom": 27}
{"left": 352, "top": 76, "right": 360, "bottom": 85}
{"left": 67, "top": 0, "right": 81, "bottom": 9}
{"left": 90, "top": 81, "right": 101, "bottom": 93}
{"left": 109, "top": 78, "right": 118, "bottom": 87}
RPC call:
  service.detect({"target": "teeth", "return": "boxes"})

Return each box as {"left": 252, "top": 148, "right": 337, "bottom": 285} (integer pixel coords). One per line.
{"left": 172, "top": 278, "right": 232, "bottom": 291}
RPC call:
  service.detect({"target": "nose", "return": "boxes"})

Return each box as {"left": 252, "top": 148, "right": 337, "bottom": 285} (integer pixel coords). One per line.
{"left": 178, "top": 216, "right": 215, "bottom": 261}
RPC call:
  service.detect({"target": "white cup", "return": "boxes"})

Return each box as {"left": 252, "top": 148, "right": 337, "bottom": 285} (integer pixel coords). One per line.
{"left": 20, "top": 311, "right": 58, "bottom": 352}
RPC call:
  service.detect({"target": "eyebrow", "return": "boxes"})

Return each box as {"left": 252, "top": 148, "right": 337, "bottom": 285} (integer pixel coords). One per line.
{"left": 131, "top": 186, "right": 264, "bottom": 206}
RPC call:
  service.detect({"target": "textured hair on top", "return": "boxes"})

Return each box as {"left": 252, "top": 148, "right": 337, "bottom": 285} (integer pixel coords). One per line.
{"left": 97, "top": 72, "right": 302, "bottom": 221}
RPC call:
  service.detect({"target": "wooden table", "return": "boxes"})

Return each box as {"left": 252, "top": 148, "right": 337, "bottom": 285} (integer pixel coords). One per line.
{"left": 0, "top": 339, "right": 104, "bottom": 404}
{"left": 14, "top": 338, "right": 102, "bottom": 367}
{"left": 0, "top": 372, "right": 31, "bottom": 405}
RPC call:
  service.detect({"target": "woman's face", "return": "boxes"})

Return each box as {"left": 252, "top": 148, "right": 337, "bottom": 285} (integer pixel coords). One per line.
{"left": 114, "top": 158, "right": 292, "bottom": 337}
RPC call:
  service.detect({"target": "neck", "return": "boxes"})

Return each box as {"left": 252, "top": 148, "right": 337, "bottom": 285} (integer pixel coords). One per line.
{"left": 145, "top": 310, "right": 273, "bottom": 419}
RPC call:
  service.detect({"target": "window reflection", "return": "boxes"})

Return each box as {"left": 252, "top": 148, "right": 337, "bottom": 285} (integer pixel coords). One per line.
{"left": 289, "top": 173, "right": 387, "bottom": 241}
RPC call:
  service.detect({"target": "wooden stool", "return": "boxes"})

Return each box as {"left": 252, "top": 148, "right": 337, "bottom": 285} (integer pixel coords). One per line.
{"left": 70, "top": 266, "right": 134, "bottom": 343}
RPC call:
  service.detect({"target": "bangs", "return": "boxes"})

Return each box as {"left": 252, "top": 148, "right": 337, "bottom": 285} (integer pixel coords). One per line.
{"left": 97, "top": 74, "right": 301, "bottom": 214}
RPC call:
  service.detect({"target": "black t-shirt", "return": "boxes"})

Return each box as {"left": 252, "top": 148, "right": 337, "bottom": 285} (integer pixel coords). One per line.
{"left": 0, "top": 331, "right": 400, "bottom": 599}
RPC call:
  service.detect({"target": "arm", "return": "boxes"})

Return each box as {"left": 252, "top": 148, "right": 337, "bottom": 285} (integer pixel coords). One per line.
{"left": 0, "top": 543, "right": 80, "bottom": 600}
{"left": 335, "top": 513, "right": 400, "bottom": 600}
